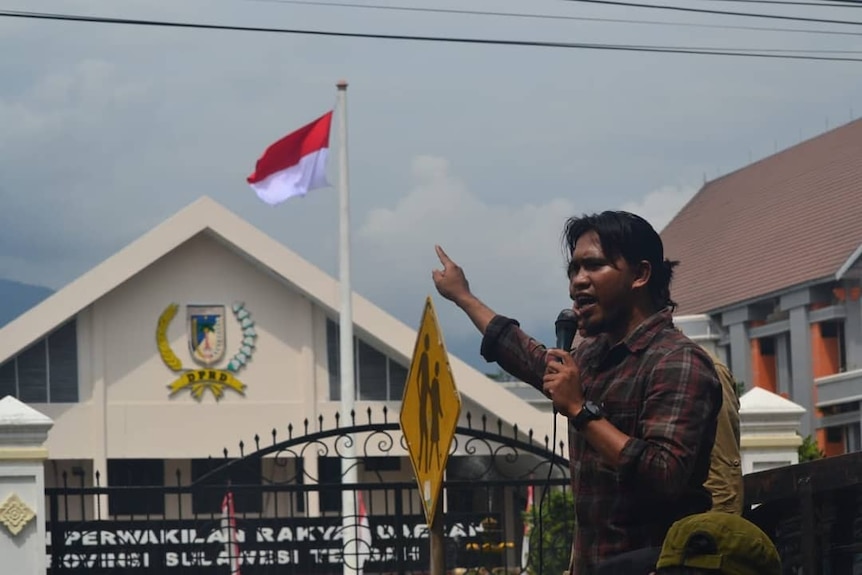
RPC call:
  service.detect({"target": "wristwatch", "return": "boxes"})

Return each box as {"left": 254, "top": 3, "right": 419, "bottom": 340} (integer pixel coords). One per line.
{"left": 572, "top": 400, "right": 604, "bottom": 431}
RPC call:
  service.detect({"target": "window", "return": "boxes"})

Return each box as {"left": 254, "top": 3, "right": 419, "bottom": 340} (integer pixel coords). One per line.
{"left": 821, "top": 321, "right": 848, "bottom": 372}
{"left": 191, "top": 458, "right": 262, "bottom": 514}
{"left": 318, "top": 457, "right": 342, "bottom": 513}
{"left": 327, "top": 318, "right": 408, "bottom": 401}
{"left": 0, "top": 319, "right": 78, "bottom": 403}
{"left": 107, "top": 459, "right": 165, "bottom": 516}
{"left": 845, "top": 424, "right": 861, "bottom": 453}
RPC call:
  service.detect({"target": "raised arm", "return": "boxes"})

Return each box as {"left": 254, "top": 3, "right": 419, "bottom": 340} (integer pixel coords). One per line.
{"left": 431, "top": 245, "right": 496, "bottom": 334}
{"left": 431, "top": 245, "right": 547, "bottom": 387}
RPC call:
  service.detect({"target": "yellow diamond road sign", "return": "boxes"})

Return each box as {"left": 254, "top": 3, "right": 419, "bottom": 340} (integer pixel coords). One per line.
{"left": 400, "top": 296, "right": 462, "bottom": 527}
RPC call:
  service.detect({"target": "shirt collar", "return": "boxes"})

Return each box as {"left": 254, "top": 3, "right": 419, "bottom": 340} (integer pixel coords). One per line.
{"left": 619, "top": 307, "right": 674, "bottom": 353}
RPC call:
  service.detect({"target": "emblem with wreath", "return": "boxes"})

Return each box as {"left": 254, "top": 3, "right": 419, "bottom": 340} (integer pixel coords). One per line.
{"left": 156, "top": 302, "right": 257, "bottom": 400}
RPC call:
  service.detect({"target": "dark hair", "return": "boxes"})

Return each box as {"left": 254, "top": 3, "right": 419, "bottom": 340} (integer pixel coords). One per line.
{"left": 562, "top": 210, "right": 679, "bottom": 311}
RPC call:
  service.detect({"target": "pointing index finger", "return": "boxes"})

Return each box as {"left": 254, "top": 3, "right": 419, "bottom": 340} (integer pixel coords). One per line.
{"left": 435, "top": 245, "right": 453, "bottom": 266}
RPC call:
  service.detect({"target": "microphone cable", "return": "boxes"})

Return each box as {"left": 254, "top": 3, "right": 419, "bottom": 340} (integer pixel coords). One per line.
{"left": 536, "top": 407, "right": 559, "bottom": 575}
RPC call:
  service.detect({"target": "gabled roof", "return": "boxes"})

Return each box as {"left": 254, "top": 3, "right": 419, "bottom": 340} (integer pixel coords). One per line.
{"left": 0, "top": 197, "right": 555, "bottom": 438}
{"left": 661, "top": 118, "right": 862, "bottom": 314}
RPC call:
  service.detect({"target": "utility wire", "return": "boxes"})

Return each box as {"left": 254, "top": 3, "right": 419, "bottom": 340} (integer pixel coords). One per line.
{"left": 252, "top": 0, "right": 862, "bottom": 37}
{"left": 696, "top": 0, "right": 862, "bottom": 6}
{"left": 558, "top": 0, "right": 862, "bottom": 26}
{"left": 2, "top": 9, "right": 862, "bottom": 62}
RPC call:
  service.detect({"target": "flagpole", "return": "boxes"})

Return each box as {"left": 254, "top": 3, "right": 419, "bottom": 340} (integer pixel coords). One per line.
{"left": 336, "top": 79, "right": 359, "bottom": 575}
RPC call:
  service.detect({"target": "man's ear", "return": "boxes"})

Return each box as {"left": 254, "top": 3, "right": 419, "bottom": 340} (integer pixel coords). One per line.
{"left": 632, "top": 260, "right": 652, "bottom": 290}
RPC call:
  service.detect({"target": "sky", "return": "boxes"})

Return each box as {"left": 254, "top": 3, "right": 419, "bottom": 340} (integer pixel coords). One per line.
{"left": 1, "top": 0, "right": 862, "bottom": 370}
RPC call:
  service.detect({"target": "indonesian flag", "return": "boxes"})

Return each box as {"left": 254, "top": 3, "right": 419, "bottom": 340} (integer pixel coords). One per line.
{"left": 521, "top": 484, "right": 534, "bottom": 569}
{"left": 221, "top": 491, "right": 241, "bottom": 575}
{"left": 246, "top": 111, "right": 333, "bottom": 205}
{"left": 355, "top": 491, "right": 373, "bottom": 575}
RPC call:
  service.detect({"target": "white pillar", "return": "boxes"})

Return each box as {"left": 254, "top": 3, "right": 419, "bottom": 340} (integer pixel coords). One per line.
{"left": 739, "top": 387, "right": 805, "bottom": 475}
{"left": 0, "top": 396, "right": 54, "bottom": 575}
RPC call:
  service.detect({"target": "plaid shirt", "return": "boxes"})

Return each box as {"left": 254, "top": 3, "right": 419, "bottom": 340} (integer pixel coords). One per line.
{"left": 480, "top": 308, "right": 721, "bottom": 575}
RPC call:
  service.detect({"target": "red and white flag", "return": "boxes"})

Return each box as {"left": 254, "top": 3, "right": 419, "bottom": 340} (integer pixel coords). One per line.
{"left": 246, "top": 111, "right": 333, "bottom": 205}
{"left": 221, "top": 491, "right": 242, "bottom": 575}
{"left": 521, "top": 484, "right": 534, "bottom": 569}
{"left": 356, "top": 491, "right": 373, "bottom": 575}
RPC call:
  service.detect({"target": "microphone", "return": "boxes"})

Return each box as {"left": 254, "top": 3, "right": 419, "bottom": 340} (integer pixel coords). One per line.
{"left": 555, "top": 308, "right": 579, "bottom": 353}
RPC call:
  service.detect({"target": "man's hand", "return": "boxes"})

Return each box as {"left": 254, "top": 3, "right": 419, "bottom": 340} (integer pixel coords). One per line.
{"left": 431, "top": 245, "right": 497, "bottom": 335}
{"left": 432, "top": 245, "right": 472, "bottom": 305}
{"left": 543, "top": 349, "right": 585, "bottom": 417}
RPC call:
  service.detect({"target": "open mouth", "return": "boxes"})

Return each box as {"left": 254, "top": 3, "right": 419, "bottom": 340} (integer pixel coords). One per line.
{"left": 574, "top": 294, "right": 598, "bottom": 313}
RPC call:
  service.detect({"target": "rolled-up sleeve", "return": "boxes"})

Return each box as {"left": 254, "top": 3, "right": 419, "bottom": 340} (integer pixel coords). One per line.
{"left": 617, "top": 346, "right": 722, "bottom": 496}
{"left": 479, "top": 315, "right": 548, "bottom": 390}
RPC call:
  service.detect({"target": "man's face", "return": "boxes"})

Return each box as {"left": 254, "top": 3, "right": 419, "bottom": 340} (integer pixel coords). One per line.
{"left": 568, "top": 230, "right": 637, "bottom": 339}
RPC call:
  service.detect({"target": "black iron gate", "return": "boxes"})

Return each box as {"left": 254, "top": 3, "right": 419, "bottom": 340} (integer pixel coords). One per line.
{"left": 46, "top": 407, "right": 572, "bottom": 574}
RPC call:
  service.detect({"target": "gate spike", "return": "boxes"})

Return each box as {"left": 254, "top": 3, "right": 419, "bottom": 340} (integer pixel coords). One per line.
{"left": 544, "top": 436, "right": 550, "bottom": 450}
{"left": 496, "top": 418, "right": 503, "bottom": 435}
{"left": 288, "top": 423, "right": 294, "bottom": 439}
{"left": 481, "top": 413, "right": 487, "bottom": 431}
{"left": 382, "top": 405, "right": 389, "bottom": 423}
{"left": 94, "top": 470, "right": 100, "bottom": 487}
{"left": 335, "top": 412, "right": 341, "bottom": 428}
{"left": 239, "top": 440, "right": 245, "bottom": 457}
{"left": 254, "top": 434, "right": 260, "bottom": 451}
{"left": 559, "top": 440, "right": 566, "bottom": 457}
{"left": 272, "top": 428, "right": 277, "bottom": 445}
{"left": 303, "top": 419, "right": 309, "bottom": 435}
{"left": 367, "top": 406, "right": 372, "bottom": 424}
{"left": 513, "top": 423, "right": 519, "bottom": 439}
{"left": 350, "top": 409, "right": 356, "bottom": 426}
{"left": 318, "top": 414, "right": 324, "bottom": 431}
{"left": 466, "top": 412, "right": 473, "bottom": 429}
{"left": 529, "top": 428, "right": 534, "bottom": 442}
{"left": 223, "top": 447, "right": 229, "bottom": 459}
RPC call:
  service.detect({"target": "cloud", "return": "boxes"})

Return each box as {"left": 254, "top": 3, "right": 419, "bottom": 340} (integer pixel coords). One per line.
{"left": 0, "top": 58, "right": 153, "bottom": 283}
{"left": 2, "top": 0, "right": 861, "bottom": 356}
{"left": 620, "top": 184, "right": 699, "bottom": 233}
{"left": 354, "top": 158, "right": 703, "bottom": 367}
{"left": 356, "top": 155, "right": 577, "bottom": 340}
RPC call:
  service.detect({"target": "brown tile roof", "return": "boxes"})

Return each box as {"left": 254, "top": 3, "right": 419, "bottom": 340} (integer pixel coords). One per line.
{"left": 661, "top": 118, "right": 862, "bottom": 315}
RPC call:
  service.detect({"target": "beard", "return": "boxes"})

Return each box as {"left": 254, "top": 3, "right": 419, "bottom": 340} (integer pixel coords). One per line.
{"left": 579, "top": 303, "right": 629, "bottom": 340}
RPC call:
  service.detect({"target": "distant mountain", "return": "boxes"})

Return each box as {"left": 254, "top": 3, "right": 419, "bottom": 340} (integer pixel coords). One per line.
{"left": 0, "top": 279, "right": 54, "bottom": 327}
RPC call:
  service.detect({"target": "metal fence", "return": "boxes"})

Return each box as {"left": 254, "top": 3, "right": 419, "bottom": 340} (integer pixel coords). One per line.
{"left": 743, "top": 450, "right": 862, "bottom": 574}
{"left": 46, "top": 408, "right": 573, "bottom": 574}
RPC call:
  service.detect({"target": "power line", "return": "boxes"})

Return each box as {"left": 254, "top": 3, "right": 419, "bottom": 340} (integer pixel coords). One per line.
{"left": 558, "top": 0, "right": 862, "bottom": 26}
{"left": 697, "top": 0, "right": 862, "bottom": 6}
{"left": 2, "top": 8, "right": 862, "bottom": 62}
{"left": 252, "top": 0, "right": 862, "bottom": 37}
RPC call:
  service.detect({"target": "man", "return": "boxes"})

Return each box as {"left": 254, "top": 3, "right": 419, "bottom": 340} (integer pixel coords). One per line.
{"left": 703, "top": 354, "right": 744, "bottom": 515}
{"left": 649, "top": 512, "right": 781, "bottom": 574}
{"left": 432, "top": 211, "right": 722, "bottom": 574}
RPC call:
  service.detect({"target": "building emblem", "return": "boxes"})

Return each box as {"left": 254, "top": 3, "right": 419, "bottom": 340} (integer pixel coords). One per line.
{"left": 187, "top": 305, "right": 226, "bottom": 367}
{"left": 156, "top": 302, "right": 257, "bottom": 401}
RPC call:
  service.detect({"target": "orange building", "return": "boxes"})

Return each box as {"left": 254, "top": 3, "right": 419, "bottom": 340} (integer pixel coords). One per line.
{"left": 662, "top": 118, "right": 862, "bottom": 456}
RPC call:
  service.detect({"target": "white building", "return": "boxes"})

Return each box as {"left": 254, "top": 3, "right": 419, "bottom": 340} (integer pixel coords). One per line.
{"left": 0, "top": 196, "right": 559, "bottom": 519}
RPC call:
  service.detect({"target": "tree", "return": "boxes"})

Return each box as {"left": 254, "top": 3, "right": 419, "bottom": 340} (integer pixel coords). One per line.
{"left": 798, "top": 434, "right": 824, "bottom": 462}
{"left": 523, "top": 489, "right": 575, "bottom": 575}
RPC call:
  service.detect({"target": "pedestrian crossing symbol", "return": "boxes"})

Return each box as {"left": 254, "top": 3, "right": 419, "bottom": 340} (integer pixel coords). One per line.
{"left": 399, "top": 296, "right": 462, "bottom": 527}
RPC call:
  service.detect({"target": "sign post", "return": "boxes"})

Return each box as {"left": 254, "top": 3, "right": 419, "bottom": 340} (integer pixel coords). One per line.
{"left": 400, "top": 297, "right": 462, "bottom": 575}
